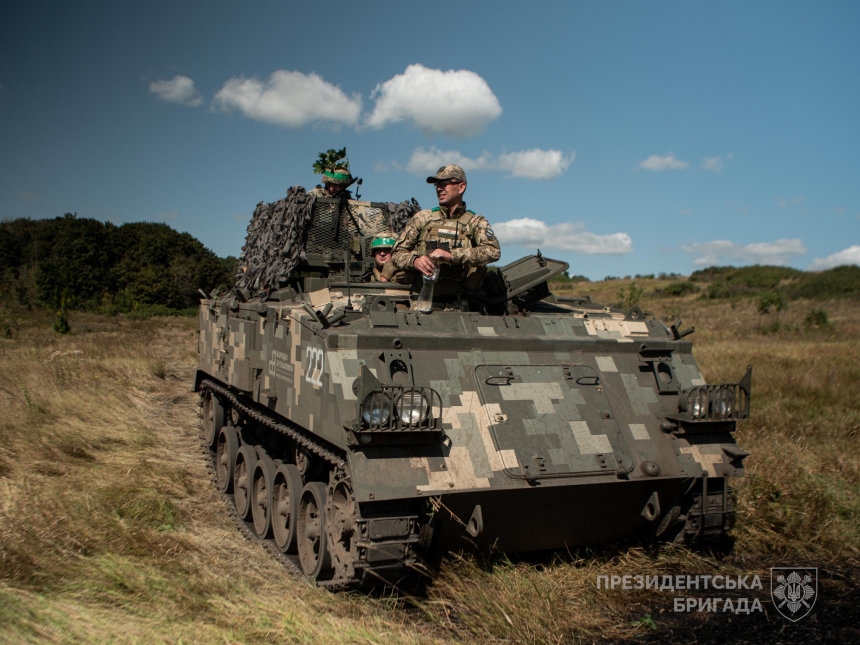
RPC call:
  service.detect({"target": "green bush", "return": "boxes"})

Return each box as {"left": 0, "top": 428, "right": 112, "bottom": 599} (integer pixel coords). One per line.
{"left": 616, "top": 282, "right": 644, "bottom": 309}
{"left": 758, "top": 291, "right": 786, "bottom": 314}
{"left": 549, "top": 271, "right": 590, "bottom": 284}
{"left": 660, "top": 282, "right": 700, "bottom": 297}
{"left": 804, "top": 308, "right": 829, "bottom": 327}
{"left": 789, "top": 265, "right": 860, "bottom": 299}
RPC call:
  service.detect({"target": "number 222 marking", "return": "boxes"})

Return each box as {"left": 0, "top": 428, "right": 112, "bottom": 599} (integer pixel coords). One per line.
{"left": 305, "top": 346, "right": 324, "bottom": 387}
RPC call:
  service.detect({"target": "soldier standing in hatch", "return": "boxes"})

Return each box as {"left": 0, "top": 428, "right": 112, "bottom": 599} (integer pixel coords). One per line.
{"left": 390, "top": 164, "right": 500, "bottom": 293}
{"left": 308, "top": 165, "right": 354, "bottom": 198}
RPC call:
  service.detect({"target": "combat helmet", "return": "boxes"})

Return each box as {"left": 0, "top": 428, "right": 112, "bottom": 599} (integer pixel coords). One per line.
{"left": 371, "top": 234, "right": 397, "bottom": 251}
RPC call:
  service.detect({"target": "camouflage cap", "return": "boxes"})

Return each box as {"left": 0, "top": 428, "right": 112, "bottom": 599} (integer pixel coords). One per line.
{"left": 323, "top": 166, "right": 353, "bottom": 185}
{"left": 426, "top": 164, "right": 467, "bottom": 184}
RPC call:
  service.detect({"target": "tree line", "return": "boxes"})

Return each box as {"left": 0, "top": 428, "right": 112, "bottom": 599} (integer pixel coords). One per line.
{"left": 0, "top": 214, "right": 236, "bottom": 313}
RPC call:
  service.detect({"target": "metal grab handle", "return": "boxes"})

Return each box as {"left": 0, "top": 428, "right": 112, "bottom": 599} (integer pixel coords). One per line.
{"left": 576, "top": 376, "right": 600, "bottom": 386}
{"left": 485, "top": 376, "right": 515, "bottom": 385}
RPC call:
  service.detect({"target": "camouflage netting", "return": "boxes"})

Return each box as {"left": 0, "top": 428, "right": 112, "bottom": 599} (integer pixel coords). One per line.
{"left": 234, "top": 186, "right": 421, "bottom": 294}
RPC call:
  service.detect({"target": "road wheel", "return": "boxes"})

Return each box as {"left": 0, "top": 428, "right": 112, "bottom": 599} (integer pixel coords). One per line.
{"left": 272, "top": 462, "right": 303, "bottom": 553}
{"left": 297, "top": 481, "right": 332, "bottom": 580}
{"left": 251, "top": 455, "right": 277, "bottom": 538}
{"left": 327, "top": 471, "right": 359, "bottom": 583}
{"left": 215, "top": 425, "right": 239, "bottom": 493}
{"left": 233, "top": 445, "right": 258, "bottom": 521}
{"left": 202, "top": 390, "right": 226, "bottom": 450}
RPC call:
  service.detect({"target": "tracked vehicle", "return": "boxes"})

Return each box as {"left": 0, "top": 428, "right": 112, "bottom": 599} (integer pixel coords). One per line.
{"left": 195, "top": 189, "right": 751, "bottom": 590}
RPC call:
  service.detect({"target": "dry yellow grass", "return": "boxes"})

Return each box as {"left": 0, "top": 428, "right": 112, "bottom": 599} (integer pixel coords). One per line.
{"left": 1, "top": 289, "right": 858, "bottom": 643}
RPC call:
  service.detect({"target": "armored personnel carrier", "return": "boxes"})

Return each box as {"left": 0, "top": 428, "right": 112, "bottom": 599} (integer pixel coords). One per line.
{"left": 195, "top": 188, "right": 751, "bottom": 591}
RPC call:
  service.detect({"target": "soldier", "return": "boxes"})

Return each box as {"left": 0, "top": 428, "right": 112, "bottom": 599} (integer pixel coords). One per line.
{"left": 308, "top": 165, "right": 354, "bottom": 198}
{"left": 371, "top": 234, "right": 413, "bottom": 284}
{"left": 390, "top": 164, "right": 500, "bottom": 293}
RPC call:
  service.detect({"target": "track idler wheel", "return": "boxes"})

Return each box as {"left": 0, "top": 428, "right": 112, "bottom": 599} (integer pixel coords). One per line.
{"left": 233, "top": 445, "right": 258, "bottom": 521}
{"left": 272, "top": 462, "right": 303, "bottom": 554}
{"left": 202, "top": 390, "right": 226, "bottom": 450}
{"left": 215, "top": 425, "right": 239, "bottom": 493}
{"left": 251, "top": 454, "right": 277, "bottom": 538}
{"left": 297, "top": 481, "right": 332, "bottom": 580}
{"left": 326, "top": 471, "right": 359, "bottom": 583}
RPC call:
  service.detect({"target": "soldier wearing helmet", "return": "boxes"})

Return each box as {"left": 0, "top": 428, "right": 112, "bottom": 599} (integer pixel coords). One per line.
{"left": 390, "top": 164, "right": 500, "bottom": 294}
{"left": 309, "top": 148, "right": 356, "bottom": 198}
{"left": 309, "top": 165, "right": 354, "bottom": 198}
{"left": 370, "top": 234, "right": 412, "bottom": 283}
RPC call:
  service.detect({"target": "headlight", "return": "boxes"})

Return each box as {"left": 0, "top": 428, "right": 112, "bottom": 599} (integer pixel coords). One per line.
{"left": 396, "top": 391, "right": 429, "bottom": 426}
{"left": 713, "top": 387, "right": 734, "bottom": 419}
{"left": 687, "top": 389, "right": 709, "bottom": 419}
{"left": 361, "top": 392, "right": 391, "bottom": 427}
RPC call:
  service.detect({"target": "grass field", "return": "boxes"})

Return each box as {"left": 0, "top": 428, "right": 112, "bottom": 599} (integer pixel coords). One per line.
{"left": 1, "top": 282, "right": 858, "bottom": 644}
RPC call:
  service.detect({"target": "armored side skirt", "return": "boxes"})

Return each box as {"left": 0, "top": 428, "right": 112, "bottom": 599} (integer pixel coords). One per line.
{"left": 433, "top": 477, "right": 691, "bottom": 552}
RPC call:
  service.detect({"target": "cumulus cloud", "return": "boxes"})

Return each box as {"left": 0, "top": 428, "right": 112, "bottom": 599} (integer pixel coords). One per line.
{"left": 809, "top": 245, "right": 860, "bottom": 271}
{"left": 701, "top": 156, "right": 723, "bottom": 172}
{"left": 406, "top": 147, "right": 572, "bottom": 180}
{"left": 682, "top": 239, "right": 807, "bottom": 266}
{"left": 367, "top": 64, "right": 502, "bottom": 138}
{"left": 639, "top": 154, "right": 688, "bottom": 171}
{"left": 212, "top": 70, "right": 362, "bottom": 128}
{"left": 149, "top": 75, "right": 203, "bottom": 106}
{"left": 700, "top": 152, "right": 733, "bottom": 172}
{"left": 493, "top": 218, "right": 632, "bottom": 255}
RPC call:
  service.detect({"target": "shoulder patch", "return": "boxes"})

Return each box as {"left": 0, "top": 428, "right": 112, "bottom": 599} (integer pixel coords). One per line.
{"left": 485, "top": 227, "right": 496, "bottom": 239}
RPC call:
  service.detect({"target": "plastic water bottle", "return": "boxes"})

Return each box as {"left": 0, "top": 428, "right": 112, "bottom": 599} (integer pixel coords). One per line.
{"left": 415, "top": 266, "right": 440, "bottom": 313}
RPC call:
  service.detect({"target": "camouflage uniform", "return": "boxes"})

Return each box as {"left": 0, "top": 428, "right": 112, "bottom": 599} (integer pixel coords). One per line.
{"left": 391, "top": 203, "right": 500, "bottom": 292}
{"left": 373, "top": 261, "right": 414, "bottom": 284}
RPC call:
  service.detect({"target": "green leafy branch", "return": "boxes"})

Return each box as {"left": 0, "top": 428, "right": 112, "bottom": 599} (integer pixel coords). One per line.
{"left": 312, "top": 148, "right": 348, "bottom": 175}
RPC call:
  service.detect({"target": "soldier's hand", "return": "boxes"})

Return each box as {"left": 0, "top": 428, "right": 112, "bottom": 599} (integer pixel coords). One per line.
{"left": 429, "top": 248, "right": 453, "bottom": 263}
{"left": 413, "top": 255, "right": 437, "bottom": 276}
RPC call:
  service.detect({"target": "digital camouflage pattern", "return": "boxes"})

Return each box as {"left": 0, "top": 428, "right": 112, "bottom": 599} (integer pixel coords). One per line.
{"left": 197, "top": 196, "right": 751, "bottom": 590}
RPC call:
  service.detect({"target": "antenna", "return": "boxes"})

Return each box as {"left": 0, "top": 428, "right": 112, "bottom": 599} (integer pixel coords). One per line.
{"left": 344, "top": 249, "right": 354, "bottom": 311}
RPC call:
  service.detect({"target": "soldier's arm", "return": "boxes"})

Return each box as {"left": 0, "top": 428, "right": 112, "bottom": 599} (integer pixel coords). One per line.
{"left": 450, "top": 216, "right": 501, "bottom": 267}
{"left": 390, "top": 215, "right": 426, "bottom": 271}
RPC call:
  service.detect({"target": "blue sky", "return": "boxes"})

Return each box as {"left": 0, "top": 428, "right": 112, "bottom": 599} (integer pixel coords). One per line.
{"left": 2, "top": 1, "right": 858, "bottom": 279}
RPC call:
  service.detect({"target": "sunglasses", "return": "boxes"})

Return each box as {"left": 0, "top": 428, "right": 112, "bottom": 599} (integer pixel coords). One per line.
{"left": 435, "top": 179, "right": 463, "bottom": 187}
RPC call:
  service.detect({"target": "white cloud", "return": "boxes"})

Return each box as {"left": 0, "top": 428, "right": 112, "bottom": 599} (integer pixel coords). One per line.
{"left": 682, "top": 239, "right": 807, "bottom": 266}
{"left": 212, "top": 70, "right": 362, "bottom": 128}
{"left": 406, "top": 147, "right": 572, "bottom": 180}
{"left": 639, "top": 154, "right": 688, "bottom": 171}
{"left": 149, "top": 75, "right": 203, "bottom": 107}
{"left": 809, "top": 245, "right": 860, "bottom": 270}
{"left": 496, "top": 149, "right": 573, "bottom": 179}
{"left": 701, "top": 156, "right": 723, "bottom": 172}
{"left": 494, "top": 218, "right": 632, "bottom": 255}
{"left": 367, "top": 64, "right": 502, "bottom": 138}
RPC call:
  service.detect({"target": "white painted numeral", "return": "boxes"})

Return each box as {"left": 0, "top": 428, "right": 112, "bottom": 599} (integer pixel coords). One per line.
{"left": 304, "top": 346, "right": 324, "bottom": 387}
